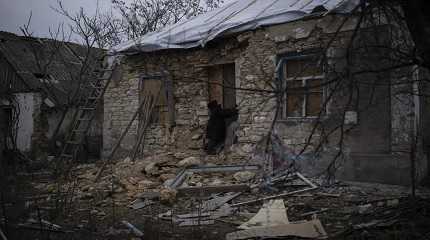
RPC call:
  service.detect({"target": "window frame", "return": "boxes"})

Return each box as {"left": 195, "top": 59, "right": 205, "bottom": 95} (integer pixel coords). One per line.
{"left": 278, "top": 53, "right": 326, "bottom": 119}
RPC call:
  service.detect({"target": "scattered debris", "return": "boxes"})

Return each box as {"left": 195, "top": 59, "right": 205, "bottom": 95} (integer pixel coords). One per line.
{"left": 226, "top": 219, "right": 328, "bottom": 240}
{"left": 167, "top": 165, "right": 260, "bottom": 195}
{"left": 177, "top": 157, "right": 201, "bottom": 168}
{"left": 121, "top": 220, "right": 144, "bottom": 237}
{"left": 130, "top": 198, "right": 154, "bottom": 210}
{"left": 160, "top": 188, "right": 177, "bottom": 205}
{"left": 233, "top": 171, "right": 255, "bottom": 183}
{"left": 231, "top": 172, "right": 318, "bottom": 207}
{"left": 238, "top": 199, "right": 289, "bottom": 229}
{"left": 9, "top": 150, "right": 430, "bottom": 240}
{"left": 201, "top": 192, "right": 241, "bottom": 211}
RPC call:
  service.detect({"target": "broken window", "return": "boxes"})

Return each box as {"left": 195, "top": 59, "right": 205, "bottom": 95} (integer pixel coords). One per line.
{"left": 282, "top": 56, "right": 324, "bottom": 118}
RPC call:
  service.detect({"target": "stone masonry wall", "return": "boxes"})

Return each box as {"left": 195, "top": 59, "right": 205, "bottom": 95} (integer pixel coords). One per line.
{"left": 103, "top": 15, "right": 426, "bottom": 184}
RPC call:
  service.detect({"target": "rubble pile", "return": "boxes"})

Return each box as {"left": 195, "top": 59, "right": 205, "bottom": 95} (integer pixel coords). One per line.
{"left": 24, "top": 153, "right": 430, "bottom": 240}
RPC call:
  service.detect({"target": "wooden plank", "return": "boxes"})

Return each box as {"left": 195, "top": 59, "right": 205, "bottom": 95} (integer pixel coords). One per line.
{"left": 178, "top": 219, "right": 214, "bottom": 227}
{"left": 178, "top": 184, "right": 250, "bottom": 196}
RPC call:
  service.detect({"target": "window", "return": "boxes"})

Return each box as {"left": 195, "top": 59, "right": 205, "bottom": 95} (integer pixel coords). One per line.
{"left": 282, "top": 56, "right": 324, "bottom": 118}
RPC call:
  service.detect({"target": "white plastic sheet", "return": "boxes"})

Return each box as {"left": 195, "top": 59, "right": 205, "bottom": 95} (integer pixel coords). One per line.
{"left": 111, "top": 0, "right": 359, "bottom": 54}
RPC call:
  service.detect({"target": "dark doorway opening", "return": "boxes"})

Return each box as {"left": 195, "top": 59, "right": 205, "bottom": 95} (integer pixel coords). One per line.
{"left": 208, "top": 63, "right": 236, "bottom": 109}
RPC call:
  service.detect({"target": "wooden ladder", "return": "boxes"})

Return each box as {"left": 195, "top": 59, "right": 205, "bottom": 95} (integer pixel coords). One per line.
{"left": 55, "top": 59, "right": 116, "bottom": 173}
{"left": 94, "top": 76, "right": 162, "bottom": 181}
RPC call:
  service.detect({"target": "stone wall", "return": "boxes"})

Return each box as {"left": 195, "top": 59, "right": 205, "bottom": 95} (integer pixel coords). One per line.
{"left": 103, "top": 15, "right": 428, "bottom": 184}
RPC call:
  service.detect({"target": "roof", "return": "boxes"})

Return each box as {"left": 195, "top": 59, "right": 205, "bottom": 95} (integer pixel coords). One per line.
{"left": 0, "top": 31, "right": 104, "bottom": 106}
{"left": 112, "top": 0, "right": 359, "bottom": 54}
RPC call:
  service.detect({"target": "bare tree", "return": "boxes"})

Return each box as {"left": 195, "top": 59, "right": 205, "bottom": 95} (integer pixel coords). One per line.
{"left": 112, "top": 0, "right": 224, "bottom": 40}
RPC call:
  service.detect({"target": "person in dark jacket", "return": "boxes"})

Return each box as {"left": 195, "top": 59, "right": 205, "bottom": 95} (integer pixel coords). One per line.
{"left": 205, "top": 100, "right": 238, "bottom": 154}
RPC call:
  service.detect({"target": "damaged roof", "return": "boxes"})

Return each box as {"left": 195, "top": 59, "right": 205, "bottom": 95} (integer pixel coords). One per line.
{"left": 112, "top": 0, "right": 359, "bottom": 54}
{"left": 0, "top": 31, "right": 104, "bottom": 106}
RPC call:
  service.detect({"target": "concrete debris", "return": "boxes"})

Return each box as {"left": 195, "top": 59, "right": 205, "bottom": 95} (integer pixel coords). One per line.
{"left": 159, "top": 188, "right": 177, "bottom": 205}
{"left": 238, "top": 199, "right": 289, "bottom": 230}
{"left": 191, "top": 134, "right": 202, "bottom": 140}
{"left": 233, "top": 171, "right": 256, "bottom": 183}
{"left": 136, "top": 191, "right": 160, "bottom": 200}
{"left": 177, "top": 157, "right": 201, "bottom": 168}
{"left": 226, "top": 219, "right": 328, "bottom": 240}
{"left": 144, "top": 162, "right": 158, "bottom": 176}
{"left": 138, "top": 180, "right": 157, "bottom": 189}
{"left": 17, "top": 153, "right": 430, "bottom": 240}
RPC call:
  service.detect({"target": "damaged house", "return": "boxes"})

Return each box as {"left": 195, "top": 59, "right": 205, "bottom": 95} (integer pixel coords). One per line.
{"left": 0, "top": 31, "right": 104, "bottom": 163}
{"left": 103, "top": 0, "right": 430, "bottom": 185}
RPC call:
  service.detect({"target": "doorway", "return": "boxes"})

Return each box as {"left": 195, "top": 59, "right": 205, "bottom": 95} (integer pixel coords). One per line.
{"left": 208, "top": 63, "right": 236, "bottom": 109}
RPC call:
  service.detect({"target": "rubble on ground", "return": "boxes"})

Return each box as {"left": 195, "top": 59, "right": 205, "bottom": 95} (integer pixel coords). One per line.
{"left": 22, "top": 151, "right": 430, "bottom": 239}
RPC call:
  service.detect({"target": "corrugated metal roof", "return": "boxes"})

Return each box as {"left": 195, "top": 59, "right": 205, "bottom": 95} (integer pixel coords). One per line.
{"left": 0, "top": 31, "right": 103, "bottom": 105}
{"left": 112, "top": 0, "right": 359, "bottom": 53}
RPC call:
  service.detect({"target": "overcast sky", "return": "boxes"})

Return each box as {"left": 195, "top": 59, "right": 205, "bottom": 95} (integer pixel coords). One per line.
{"left": 0, "top": 0, "right": 231, "bottom": 44}
{"left": 0, "top": 0, "right": 115, "bottom": 40}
